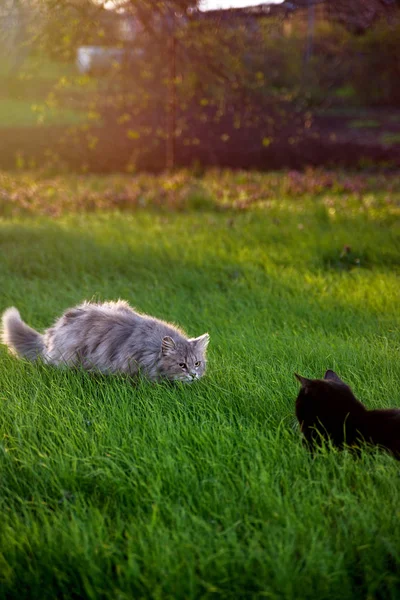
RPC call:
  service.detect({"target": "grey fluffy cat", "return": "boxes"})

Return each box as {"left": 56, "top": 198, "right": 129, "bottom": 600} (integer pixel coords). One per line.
{"left": 1, "top": 300, "right": 210, "bottom": 383}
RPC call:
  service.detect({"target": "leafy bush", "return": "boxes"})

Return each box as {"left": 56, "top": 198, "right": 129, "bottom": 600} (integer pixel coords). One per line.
{"left": 350, "top": 22, "right": 400, "bottom": 105}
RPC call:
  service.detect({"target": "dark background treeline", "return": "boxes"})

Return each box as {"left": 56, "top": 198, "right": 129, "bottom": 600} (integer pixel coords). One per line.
{"left": 1, "top": 0, "right": 400, "bottom": 172}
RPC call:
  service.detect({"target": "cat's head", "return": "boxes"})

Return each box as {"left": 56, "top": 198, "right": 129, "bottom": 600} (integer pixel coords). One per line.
{"left": 294, "top": 370, "right": 366, "bottom": 449}
{"left": 294, "top": 370, "right": 365, "bottom": 421}
{"left": 159, "top": 333, "right": 210, "bottom": 383}
{"left": 294, "top": 370, "right": 357, "bottom": 407}
{"left": 295, "top": 369, "right": 351, "bottom": 396}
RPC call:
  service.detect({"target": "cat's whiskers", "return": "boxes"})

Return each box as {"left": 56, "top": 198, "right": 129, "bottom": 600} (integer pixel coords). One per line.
{"left": 2, "top": 300, "right": 210, "bottom": 384}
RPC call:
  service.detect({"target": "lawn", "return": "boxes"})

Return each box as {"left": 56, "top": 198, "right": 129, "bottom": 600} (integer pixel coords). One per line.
{"left": 0, "top": 97, "right": 85, "bottom": 127}
{"left": 0, "top": 57, "right": 91, "bottom": 128}
{"left": 0, "top": 169, "right": 399, "bottom": 599}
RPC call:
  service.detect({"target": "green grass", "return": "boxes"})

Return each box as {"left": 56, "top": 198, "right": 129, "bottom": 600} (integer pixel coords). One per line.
{"left": 349, "top": 119, "right": 381, "bottom": 129}
{"left": 0, "top": 97, "right": 85, "bottom": 127}
{"left": 0, "top": 56, "right": 93, "bottom": 127}
{"left": 0, "top": 170, "right": 399, "bottom": 599}
{"left": 333, "top": 85, "right": 357, "bottom": 100}
{"left": 0, "top": 56, "right": 78, "bottom": 81}
{"left": 381, "top": 132, "right": 400, "bottom": 146}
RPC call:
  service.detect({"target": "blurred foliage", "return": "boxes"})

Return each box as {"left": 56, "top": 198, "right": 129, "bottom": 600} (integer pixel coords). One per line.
{"left": 350, "top": 22, "right": 400, "bottom": 105}
{"left": 1, "top": 1, "right": 400, "bottom": 170}
{"left": 1, "top": 167, "right": 399, "bottom": 217}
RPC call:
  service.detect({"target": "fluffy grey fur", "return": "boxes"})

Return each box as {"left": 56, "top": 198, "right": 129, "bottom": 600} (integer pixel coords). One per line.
{"left": 1, "top": 301, "right": 210, "bottom": 382}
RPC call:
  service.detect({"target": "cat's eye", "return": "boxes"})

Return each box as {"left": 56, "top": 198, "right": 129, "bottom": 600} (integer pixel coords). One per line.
{"left": 179, "top": 363, "right": 187, "bottom": 369}
{"left": 195, "top": 361, "right": 201, "bottom": 367}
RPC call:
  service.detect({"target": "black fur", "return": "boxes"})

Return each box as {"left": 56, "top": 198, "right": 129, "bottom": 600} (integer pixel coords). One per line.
{"left": 295, "top": 370, "right": 400, "bottom": 459}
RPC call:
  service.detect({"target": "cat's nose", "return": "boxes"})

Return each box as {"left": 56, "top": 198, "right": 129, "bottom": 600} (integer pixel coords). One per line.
{"left": 190, "top": 370, "right": 197, "bottom": 379}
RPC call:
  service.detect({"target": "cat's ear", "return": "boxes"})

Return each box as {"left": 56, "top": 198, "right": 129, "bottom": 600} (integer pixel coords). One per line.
{"left": 294, "top": 373, "right": 313, "bottom": 390}
{"left": 324, "top": 370, "right": 347, "bottom": 386}
{"left": 190, "top": 333, "right": 210, "bottom": 353}
{"left": 162, "top": 336, "right": 176, "bottom": 356}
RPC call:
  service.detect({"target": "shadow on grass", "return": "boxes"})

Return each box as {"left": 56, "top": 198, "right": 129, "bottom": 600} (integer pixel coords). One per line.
{"left": 0, "top": 215, "right": 398, "bottom": 328}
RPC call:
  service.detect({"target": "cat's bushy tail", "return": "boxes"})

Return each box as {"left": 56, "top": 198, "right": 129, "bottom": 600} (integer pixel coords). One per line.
{"left": 1, "top": 307, "right": 44, "bottom": 361}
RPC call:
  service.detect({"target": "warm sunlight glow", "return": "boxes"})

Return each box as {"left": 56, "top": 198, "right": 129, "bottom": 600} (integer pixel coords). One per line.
{"left": 100, "top": 0, "right": 285, "bottom": 10}
{"left": 201, "top": 0, "right": 284, "bottom": 9}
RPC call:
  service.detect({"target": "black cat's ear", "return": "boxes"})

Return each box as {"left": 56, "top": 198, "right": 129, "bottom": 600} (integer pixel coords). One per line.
{"left": 294, "top": 373, "right": 312, "bottom": 389}
{"left": 324, "top": 370, "right": 347, "bottom": 386}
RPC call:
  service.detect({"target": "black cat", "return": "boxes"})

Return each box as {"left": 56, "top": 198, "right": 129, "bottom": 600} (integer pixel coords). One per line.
{"left": 295, "top": 370, "right": 400, "bottom": 459}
